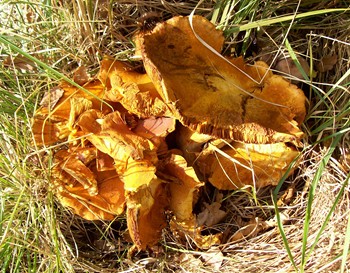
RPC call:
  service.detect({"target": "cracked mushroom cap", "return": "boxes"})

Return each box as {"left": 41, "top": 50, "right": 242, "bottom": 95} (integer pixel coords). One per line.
{"left": 136, "top": 15, "right": 306, "bottom": 143}
{"left": 32, "top": 80, "right": 111, "bottom": 146}
{"left": 76, "top": 109, "right": 158, "bottom": 172}
{"left": 98, "top": 59, "right": 171, "bottom": 118}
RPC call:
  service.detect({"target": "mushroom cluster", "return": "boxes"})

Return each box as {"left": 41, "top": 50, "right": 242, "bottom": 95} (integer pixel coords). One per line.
{"left": 32, "top": 15, "right": 306, "bottom": 250}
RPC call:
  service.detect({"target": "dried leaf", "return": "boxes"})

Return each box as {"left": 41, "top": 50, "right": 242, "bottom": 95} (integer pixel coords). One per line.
{"left": 317, "top": 54, "right": 338, "bottom": 72}
{"left": 200, "top": 246, "right": 224, "bottom": 271}
{"left": 137, "top": 15, "right": 306, "bottom": 143}
{"left": 229, "top": 217, "right": 267, "bottom": 243}
{"left": 73, "top": 66, "right": 90, "bottom": 85}
{"left": 197, "top": 202, "right": 227, "bottom": 227}
{"left": 40, "top": 87, "right": 65, "bottom": 110}
{"left": 175, "top": 253, "right": 203, "bottom": 269}
{"left": 3, "top": 54, "right": 37, "bottom": 72}
{"left": 277, "top": 184, "right": 296, "bottom": 206}
{"left": 265, "top": 212, "right": 290, "bottom": 227}
{"left": 274, "top": 56, "right": 310, "bottom": 80}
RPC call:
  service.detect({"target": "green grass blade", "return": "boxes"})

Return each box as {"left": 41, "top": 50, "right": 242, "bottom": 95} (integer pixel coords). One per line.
{"left": 272, "top": 155, "right": 302, "bottom": 271}
{"left": 306, "top": 174, "right": 349, "bottom": 264}
{"left": 0, "top": 34, "right": 110, "bottom": 110}
{"left": 310, "top": 68, "right": 350, "bottom": 135}
{"left": 284, "top": 39, "right": 310, "bottom": 81}
{"left": 225, "top": 8, "right": 348, "bottom": 34}
{"left": 340, "top": 204, "right": 350, "bottom": 273}
{"left": 300, "top": 134, "right": 342, "bottom": 270}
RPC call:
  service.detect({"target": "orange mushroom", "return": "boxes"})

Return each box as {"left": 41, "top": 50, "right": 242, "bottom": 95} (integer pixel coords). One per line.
{"left": 136, "top": 15, "right": 306, "bottom": 143}
{"left": 31, "top": 14, "right": 308, "bottom": 251}
{"left": 52, "top": 148, "right": 125, "bottom": 220}
{"left": 158, "top": 151, "right": 204, "bottom": 221}
{"left": 196, "top": 141, "right": 300, "bottom": 190}
{"left": 158, "top": 150, "right": 222, "bottom": 249}
{"left": 120, "top": 157, "right": 165, "bottom": 249}
{"left": 32, "top": 80, "right": 111, "bottom": 146}
{"left": 98, "top": 59, "right": 171, "bottom": 118}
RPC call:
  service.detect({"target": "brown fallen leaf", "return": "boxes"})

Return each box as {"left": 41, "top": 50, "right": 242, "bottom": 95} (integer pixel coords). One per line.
{"left": 40, "top": 87, "right": 65, "bottom": 110}
{"left": 136, "top": 15, "right": 306, "bottom": 143}
{"left": 317, "top": 54, "right": 338, "bottom": 72}
{"left": 200, "top": 246, "right": 224, "bottom": 271}
{"left": 274, "top": 56, "right": 310, "bottom": 80}
{"left": 229, "top": 217, "right": 268, "bottom": 243}
{"left": 3, "top": 54, "right": 37, "bottom": 72}
{"left": 176, "top": 253, "right": 203, "bottom": 269}
{"left": 277, "top": 184, "right": 296, "bottom": 206}
{"left": 197, "top": 202, "right": 227, "bottom": 227}
{"left": 73, "top": 65, "right": 90, "bottom": 86}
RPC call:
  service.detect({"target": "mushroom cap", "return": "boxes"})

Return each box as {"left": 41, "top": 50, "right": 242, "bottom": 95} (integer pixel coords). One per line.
{"left": 126, "top": 177, "right": 168, "bottom": 250}
{"left": 159, "top": 151, "right": 204, "bottom": 221}
{"left": 57, "top": 171, "right": 125, "bottom": 220}
{"left": 197, "top": 141, "right": 300, "bottom": 190}
{"left": 98, "top": 59, "right": 171, "bottom": 118}
{"left": 32, "top": 80, "right": 111, "bottom": 145}
{"left": 53, "top": 149, "right": 125, "bottom": 220}
{"left": 137, "top": 15, "right": 306, "bottom": 143}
